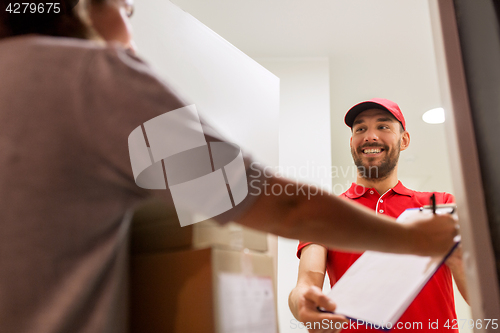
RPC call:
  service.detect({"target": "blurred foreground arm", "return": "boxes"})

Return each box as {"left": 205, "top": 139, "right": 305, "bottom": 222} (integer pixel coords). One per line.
{"left": 236, "top": 176, "right": 458, "bottom": 256}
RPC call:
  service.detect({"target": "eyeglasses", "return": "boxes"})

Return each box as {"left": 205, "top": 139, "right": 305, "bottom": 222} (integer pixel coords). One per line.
{"left": 117, "top": 0, "right": 134, "bottom": 17}
{"left": 124, "top": 0, "right": 134, "bottom": 17}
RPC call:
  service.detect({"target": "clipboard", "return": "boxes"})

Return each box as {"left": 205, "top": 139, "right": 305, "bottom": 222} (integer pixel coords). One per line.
{"left": 325, "top": 205, "right": 460, "bottom": 330}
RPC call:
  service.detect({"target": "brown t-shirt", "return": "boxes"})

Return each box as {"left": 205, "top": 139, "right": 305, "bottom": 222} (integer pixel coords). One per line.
{"left": 0, "top": 35, "right": 261, "bottom": 333}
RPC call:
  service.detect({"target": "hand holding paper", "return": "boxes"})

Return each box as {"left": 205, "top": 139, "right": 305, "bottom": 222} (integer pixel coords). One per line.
{"left": 326, "top": 206, "right": 460, "bottom": 329}
{"left": 298, "top": 286, "right": 348, "bottom": 333}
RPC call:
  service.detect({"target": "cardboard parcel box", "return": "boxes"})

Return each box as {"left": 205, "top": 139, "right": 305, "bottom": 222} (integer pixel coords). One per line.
{"left": 131, "top": 199, "right": 268, "bottom": 253}
{"left": 130, "top": 247, "right": 278, "bottom": 333}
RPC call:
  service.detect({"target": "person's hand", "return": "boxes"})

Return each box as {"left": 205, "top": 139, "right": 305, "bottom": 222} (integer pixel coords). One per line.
{"left": 405, "top": 212, "right": 459, "bottom": 256}
{"left": 297, "top": 286, "right": 348, "bottom": 333}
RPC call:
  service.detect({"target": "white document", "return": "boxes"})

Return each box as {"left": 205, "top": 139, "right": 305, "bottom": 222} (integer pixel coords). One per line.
{"left": 327, "top": 206, "right": 459, "bottom": 329}
{"left": 218, "top": 273, "right": 277, "bottom": 333}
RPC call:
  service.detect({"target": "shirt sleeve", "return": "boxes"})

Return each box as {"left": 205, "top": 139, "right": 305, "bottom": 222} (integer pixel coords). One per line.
{"left": 296, "top": 241, "right": 328, "bottom": 259}
{"left": 443, "top": 192, "right": 455, "bottom": 204}
{"left": 437, "top": 192, "right": 455, "bottom": 205}
{"left": 297, "top": 241, "right": 314, "bottom": 259}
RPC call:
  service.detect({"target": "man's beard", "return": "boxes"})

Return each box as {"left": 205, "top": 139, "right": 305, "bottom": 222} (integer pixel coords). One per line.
{"left": 351, "top": 140, "right": 401, "bottom": 182}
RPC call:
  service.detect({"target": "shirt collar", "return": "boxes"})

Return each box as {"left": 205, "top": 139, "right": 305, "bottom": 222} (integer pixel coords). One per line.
{"left": 344, "top": 183, "right": 371, "bottom": 199}
{"left": 344, "top": 180, "right": 413, "bottom": 199}
{"left": 389, "top": 181, "right": 413, "bottom": 197}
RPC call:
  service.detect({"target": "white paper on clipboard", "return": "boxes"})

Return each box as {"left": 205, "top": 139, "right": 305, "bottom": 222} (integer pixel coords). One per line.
{"left": 327, "top": 206, "right": 459, "bottom": 329}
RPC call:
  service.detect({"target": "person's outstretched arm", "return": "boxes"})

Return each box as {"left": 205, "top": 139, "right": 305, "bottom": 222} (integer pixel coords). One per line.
{"left": 288, "top": 244, "right": 327, "bottom": 319}
{"left": 288, "top": 244, "right": 347, "bottom": 332}
{"left": 236, "top": 176, "right": 457, "bottom": 256}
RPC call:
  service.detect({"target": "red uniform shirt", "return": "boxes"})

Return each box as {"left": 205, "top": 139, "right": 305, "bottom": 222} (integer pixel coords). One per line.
{"left": 297, "top": 181, "right": 457, "bottom": 332}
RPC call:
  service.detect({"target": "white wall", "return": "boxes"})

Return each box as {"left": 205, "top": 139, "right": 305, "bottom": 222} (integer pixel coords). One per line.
{"left": 131, "top": 0, "right": 279, "bottom": 167}
{"left": 256, "top": 58, "right": 332, "bottom": 333}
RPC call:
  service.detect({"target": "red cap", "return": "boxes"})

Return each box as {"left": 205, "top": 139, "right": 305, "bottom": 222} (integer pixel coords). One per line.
{"left": 344, "top": 98, "right": 406, "bottom": 130}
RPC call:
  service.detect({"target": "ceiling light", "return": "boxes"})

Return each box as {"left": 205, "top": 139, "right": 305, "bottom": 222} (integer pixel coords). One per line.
{"left": 422, "top": 107, "right": 445, "bottom": 124}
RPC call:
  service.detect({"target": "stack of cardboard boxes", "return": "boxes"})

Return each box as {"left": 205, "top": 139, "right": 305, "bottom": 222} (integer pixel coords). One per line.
{"left": 129, "top": 199, "right": 278, "bottom": 333}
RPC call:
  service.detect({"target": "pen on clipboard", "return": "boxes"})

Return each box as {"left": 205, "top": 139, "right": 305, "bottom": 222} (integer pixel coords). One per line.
{"left": 430, "top": 193, "right": 436, "bottom": 214}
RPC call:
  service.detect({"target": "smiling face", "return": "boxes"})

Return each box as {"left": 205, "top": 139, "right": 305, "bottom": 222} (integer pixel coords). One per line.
{"left": 350, "top": 108, "right": 410, "bottom": 181}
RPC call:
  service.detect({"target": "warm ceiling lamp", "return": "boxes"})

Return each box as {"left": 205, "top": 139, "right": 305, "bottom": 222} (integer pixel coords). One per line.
{"left": 422, "top": 107, "right": 445, "bottom": 124}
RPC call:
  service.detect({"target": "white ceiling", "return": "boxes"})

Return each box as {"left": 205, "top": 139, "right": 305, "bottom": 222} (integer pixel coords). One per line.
{"left": 166, "top": 0, "right": 454, "bottom": 193}
{"left": 170, "top": 0, "right": 431, "bottom": 58}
